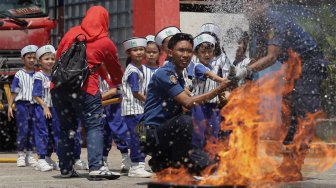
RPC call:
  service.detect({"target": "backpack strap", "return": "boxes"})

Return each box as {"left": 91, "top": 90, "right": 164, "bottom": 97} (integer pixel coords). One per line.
{"left": 75, "top": 34, "right": 87, "bottom": 42}
{"left": 90, "top": 63, "right": 101, "bottom": 74}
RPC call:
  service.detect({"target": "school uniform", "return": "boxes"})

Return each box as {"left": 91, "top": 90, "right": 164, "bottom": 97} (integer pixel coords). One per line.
{"left": 121, "top": 63, "right": 145, "bottom": 163}
{"left": 191, "top": 62, "right": 221, "bottom": 149}
{"left": 142, "top": 65, "right": 159, "bottom": 94}
{"left": 32, "top": 71, "right": 60, "bottom": 158}
{"left": 99, "top": 78, "right": 129, "bottom": 156}
{"left": 10, "top": 69, "right": 35, "bottom": 152}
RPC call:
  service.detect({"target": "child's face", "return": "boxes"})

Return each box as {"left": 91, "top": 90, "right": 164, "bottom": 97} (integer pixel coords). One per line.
{"left": 39, "top": 53, "right": 55, "bottom": 72}
{"left": 195, "top": 43, "right": 214, "bottom": 65}
{"left": 22, "top": 53, "right": 36, "bottom": 70}
{"left": 128, "top": 47, "right": 145, "bottom": 64}
{"left": 145, "top": 43, "right": 160, "bottom": 66}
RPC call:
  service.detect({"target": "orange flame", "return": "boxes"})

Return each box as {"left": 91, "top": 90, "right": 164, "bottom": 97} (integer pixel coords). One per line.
{"left": 155, "top": 50, "right": 336, "bottom": 186}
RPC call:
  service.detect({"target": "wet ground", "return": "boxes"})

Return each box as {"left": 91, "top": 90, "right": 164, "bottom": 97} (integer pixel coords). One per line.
{"left": 0, "top": 147, "right": 335, "bottom": 188}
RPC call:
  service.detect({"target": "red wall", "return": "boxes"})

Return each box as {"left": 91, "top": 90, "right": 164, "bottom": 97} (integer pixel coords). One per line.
{"left": 133, "top": 0, "right": 180, "bottom": 66}
{"left": 133, "top": 0, "right": 180, "bottom": 37}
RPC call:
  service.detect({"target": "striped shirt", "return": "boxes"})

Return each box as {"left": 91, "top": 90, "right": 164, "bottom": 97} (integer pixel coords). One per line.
{"left": 142, "top": 65, "right": 159, "bottom": 94}
{"left": 213, "top": 53, "right": 232, "bottom": 78}
{"left": 10, "top": 69, "right": 35, "bottom": 103}
{"left": 99, "top": 76, "right": 110, "bottom": 93}
{"left": 32, "top": 71, "right": 52, "bottom": 107}
{"left": 121, "top": 63, "right": 145, "bottom": 116}
{"left": 192, "top": 62, "right": 219, "bottom": 104}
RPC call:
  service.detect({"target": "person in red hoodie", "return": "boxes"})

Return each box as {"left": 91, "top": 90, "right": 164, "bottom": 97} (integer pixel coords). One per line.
{"left": 51, "top": 6, "right": 123, "bottom": 180}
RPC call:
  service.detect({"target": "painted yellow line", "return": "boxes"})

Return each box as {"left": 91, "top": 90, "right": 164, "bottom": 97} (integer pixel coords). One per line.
{"left": 0, "top": 158, "right": 16, "bottom": 163}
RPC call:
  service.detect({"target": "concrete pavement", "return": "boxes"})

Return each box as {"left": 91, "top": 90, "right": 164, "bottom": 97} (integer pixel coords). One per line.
{"left": 0, "top": 147, "right": 335, "bottom": 188}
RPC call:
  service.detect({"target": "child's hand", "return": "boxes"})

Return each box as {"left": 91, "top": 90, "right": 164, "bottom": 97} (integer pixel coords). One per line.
{"left": 43, "top": 106, "right": 52, "bottom": 119}
{"left": 7, "top": 107, "right": 14, "bottom": 121}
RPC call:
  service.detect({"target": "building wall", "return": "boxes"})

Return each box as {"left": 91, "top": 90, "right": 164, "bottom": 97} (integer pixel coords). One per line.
{"left": 48, "top": 0, "right": 133, "bottom": 66}
{"left": 180, "top": 12, "right": 248, "bottom": 61}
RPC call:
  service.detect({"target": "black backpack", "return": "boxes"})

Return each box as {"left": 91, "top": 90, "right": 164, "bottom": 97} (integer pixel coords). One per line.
{"left": 52, "top": 34, "right": 98, "bottom": 91}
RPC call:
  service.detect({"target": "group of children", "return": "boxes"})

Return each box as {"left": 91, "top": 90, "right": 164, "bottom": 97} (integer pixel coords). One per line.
{"left": 118, "top": 23, "right": 251, "bottom": 177}
{"left": 8, "top": 45, "right": 89, "bottom": 172}
{"left": 8, "top": 22, "right": 251, "bottom": 178}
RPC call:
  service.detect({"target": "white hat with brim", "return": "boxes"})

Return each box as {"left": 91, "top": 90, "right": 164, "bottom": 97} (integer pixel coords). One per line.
{"left": 123, "top": 37, "right": 147, "bottom": 51}
{"left": 155, "top": 26, "right": 181, "bottom": 46}
{"left": 21, "top": 45, "right": 38, "bottom": 57}
{"left": 146, "top": 35, "right": 155, "bottom": 43}
{"left": 193, "top": 33, "right": 216, "bottom": 50}
{"left": 200, "top": 23, "right": 221, "bottom": 38}
{"left": 36, "top": 45, "right": 56, "bottom": 59}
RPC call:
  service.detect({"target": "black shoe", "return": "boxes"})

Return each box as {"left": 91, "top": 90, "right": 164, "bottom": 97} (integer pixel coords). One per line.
{"left": 60, "top": 169, "right": 80, "bottom": 178}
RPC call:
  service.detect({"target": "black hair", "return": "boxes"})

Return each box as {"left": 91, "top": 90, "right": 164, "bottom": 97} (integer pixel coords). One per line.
{"left": 147, "top": 41, "right": 161, "bottom": 53}
{"left": 146, "top": 41, "right": 161, "bottom": 65}
{"left": 167, "top": 33, "right": 194, "bottom": 50}
{"left": 194, "top": 42, "right": 215, "bottom": 52}
{"left": 125, "top": 56, "right": 132, "bottom": 67}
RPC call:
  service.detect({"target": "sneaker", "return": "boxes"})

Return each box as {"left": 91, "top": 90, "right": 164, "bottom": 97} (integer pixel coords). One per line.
{"left": 45, "top": 157, "right": 60, "bottom": 170}
{"left": 73, "top": 159, "right": 89, "bottom": 170}
{"left": 26, "top": 151, "right": 37, "bottom": 167}
{"left": 17, "top": 152, "right": 26, "bottom": 167}
{"left": 103, "top": 157, "right": 111, "bottom": 170}
{"left": 128, "top": 162, "right": 152, "bottom": 178}
{"left": 35, "top": 159, "right": 53, "bottom": 172}
{"left": 120, "top": 153, "right": 131, "bottom": 173}
{"left": 60, "top": 169, "right": 80, "bottom": 178}
{"left": 89, "top": 166, "right": 120, "bottom": 180}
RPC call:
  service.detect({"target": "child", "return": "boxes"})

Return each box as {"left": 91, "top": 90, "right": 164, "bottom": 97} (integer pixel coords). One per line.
{"left": 8, "top": 45, "right": 38, "bottom": 167}
{"left": 191, "top": 33, "right": 227, "bottom": 150}
{"left": 198, "top": 23, "right": 232, "bottom": 79}
{"left": 99, "top": 76, "right": 131, "bottom": 174}
{"left": 32, "top": 45, "right": 59, "bottom": 172}
{"left": 121, "top": 37, "right": 151, "bottom": 178}
{"left": 143, "top": 35, "right": 160, "bottom": 94}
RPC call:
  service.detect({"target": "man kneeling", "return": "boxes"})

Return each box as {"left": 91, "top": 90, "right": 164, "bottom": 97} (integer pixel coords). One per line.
{"left": 138, "top": 33, "right": 230, "bottom": 173}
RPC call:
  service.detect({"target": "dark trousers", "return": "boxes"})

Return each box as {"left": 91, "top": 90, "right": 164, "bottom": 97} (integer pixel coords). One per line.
{"left": 283, "top": 56, "right": 328, "bottom": 144}
{"left": 51, "top": 89, "right": 104, "bottom": 173}
{"left": 15, "top": 101, "right": 35, "bottom": 151}
{"left": 103, "top": 104, "right": 129, "bottom": 156}
{"left": 140, "top": 114, "right": 211, "bottom": 173}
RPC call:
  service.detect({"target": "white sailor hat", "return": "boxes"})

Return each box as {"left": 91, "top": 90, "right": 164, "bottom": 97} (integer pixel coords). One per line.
{"left": 155, "top": 26, "right": 181, "bottom": 46}
{"left": 21, "top": 45, "right": 38, "bottom": 57}
{"left": 36, "top": 45, "right": 56, "bottom": 59}
{"left": 193, "top": 33, "right": 216, "bottom": 50}
{"left": 122, "top": 37, "right": 147, "bottom": 51}
{"left": 146, "top": 35, "right": 155, "bottom": 43}
{"left": 200, "top": 23, "right": 221, "bottom": 38}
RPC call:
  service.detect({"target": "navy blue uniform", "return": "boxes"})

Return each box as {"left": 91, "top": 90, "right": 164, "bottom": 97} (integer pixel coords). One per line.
{"left": 252, "top": 9, "right": 329, "bottom": 144}
{"left": 141, "top": 62, "right": 211, "bottom": 173}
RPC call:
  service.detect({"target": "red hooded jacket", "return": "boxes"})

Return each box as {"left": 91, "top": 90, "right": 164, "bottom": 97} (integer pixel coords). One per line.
{"left": 55, "top": 6, "right": 123, "bottom": 96}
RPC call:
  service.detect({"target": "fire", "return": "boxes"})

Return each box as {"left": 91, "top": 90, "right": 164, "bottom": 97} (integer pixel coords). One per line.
{"left": 155, "top": 50, "right": 336, "bottom": 186}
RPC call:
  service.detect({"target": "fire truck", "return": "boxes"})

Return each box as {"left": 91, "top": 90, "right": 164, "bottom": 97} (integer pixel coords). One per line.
{"left": 0, "top": 0, "right": 55, "bottom": 150}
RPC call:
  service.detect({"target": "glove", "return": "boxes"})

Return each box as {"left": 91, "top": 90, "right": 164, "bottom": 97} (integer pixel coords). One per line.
{"left": 235, "top": 67, "right": 248, "bottom": 79}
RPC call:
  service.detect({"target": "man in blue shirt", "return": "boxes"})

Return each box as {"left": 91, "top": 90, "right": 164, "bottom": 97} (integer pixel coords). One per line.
{"left": 234, "top": 0, "right": 329, "bottom": 177}
{"left": 140, "top": 33, "right": 230, "bottom": 173}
